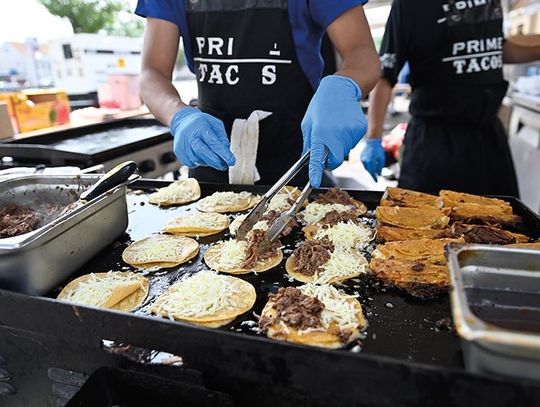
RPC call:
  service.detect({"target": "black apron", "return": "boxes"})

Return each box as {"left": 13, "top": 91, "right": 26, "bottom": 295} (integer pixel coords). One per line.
{"left": 399, "top": 0, "right": 519, "bottom": 196}
{"left": 184, "top": 0, "right": 315, "bottom": 186}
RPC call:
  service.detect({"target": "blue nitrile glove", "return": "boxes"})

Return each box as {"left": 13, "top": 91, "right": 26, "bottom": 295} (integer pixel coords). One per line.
{"left": 170, "top": 107, "right": 236, "bottom": 171}
{"left": 302, "top": 75, "right": 367, "bottom": 187}
{"left": 361, "top": 138, "right": 386, "bottom": 181}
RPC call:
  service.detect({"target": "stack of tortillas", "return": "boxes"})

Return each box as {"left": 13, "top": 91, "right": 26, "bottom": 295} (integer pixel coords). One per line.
{"left": 149, "top": 178, "right": 201, "bottom": 206}
{"left": 196, "top": 191, "right": 259, "bottom": 213}
{"left": 122, "top": 235, "right": 199, "bottom": 269}
{"left": 151, "top": 270, "right": 256, "bottom": 328}
{"left": 164, "top": 212, "right": 230, "bottom": 237}
{"left": 57, "top": 272, "right": 149, "bottom": 312}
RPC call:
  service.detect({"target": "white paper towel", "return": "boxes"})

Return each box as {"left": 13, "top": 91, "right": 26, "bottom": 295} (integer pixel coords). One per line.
{"left": 228, "top": 110, "right": 272, "bottom": 184}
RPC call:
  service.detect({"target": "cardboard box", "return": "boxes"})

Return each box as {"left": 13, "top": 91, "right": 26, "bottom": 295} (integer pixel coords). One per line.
{"left": 13, "top": 89, "right": 71, "bottom": 133}
{"left": 0, "top": 103, "right": 15, "bottom": 139}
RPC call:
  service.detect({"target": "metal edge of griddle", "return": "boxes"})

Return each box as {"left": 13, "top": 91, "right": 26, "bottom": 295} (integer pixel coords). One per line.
{"left": 0, "top": 118, "right": 172, "bottom": 165}
{"left": 2, "top": 286, "right": 540, "bottom": 407}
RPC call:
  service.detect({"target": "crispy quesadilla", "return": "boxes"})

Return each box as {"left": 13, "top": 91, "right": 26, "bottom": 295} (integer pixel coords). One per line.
{"left": 372, "top": 238, "right": 463, "bottom": 265}
{"left": 450, "top": 223, "right": 529, "bottom": 244}
{"left": 448, "top": 203, "right": 521, "bottom": 227}
{"left": 380, "top": 187, "right": 443, "bottom": 208}
{"left": 58, "top": 272, "right": 149, "bottom": 311}
{"left": 440, "top": 190, "right": 513, "bottom": 213}
{"left": 370, "top": 258, "right": 449, "bottom": 299}
{"left": 376, "top": 206, "right": 451, "bottom": 230}
{"left": 375, "top": 225, "right": 451, "bottom": 243}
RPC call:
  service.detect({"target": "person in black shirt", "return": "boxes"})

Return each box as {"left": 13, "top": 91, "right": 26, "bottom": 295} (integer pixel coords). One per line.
{"left": 362, "top": 0, "right": 540, "bottom": 196}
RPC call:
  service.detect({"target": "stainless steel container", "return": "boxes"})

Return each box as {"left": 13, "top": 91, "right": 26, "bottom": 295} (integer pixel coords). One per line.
{"left": 447, "top": 244, "right": 540, "bottom": 382}
{"left": 0, "top": 174, "right": 129, "bottom": 295}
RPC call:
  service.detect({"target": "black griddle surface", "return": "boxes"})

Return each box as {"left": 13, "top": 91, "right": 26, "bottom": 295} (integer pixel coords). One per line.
{"left": 47, "top": 125, "right": 168, "bottom": 154}
{"left": 49, "top": 182, "right": 463, "bottom": 369}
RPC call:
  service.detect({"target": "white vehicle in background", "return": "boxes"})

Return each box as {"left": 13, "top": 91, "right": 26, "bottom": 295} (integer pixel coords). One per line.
{"left": 47, "top": 33, "right": 142, "bottom": 107}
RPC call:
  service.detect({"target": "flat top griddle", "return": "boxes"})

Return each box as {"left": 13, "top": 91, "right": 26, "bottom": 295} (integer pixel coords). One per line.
{"left": 4, "top": 180, "right": 540, "bottom": 407}
{"left": 0, "top": 119, "right": 170, "bottom": 165}
{"left": 46, "top": 182, "right": 464, "bottom": 368}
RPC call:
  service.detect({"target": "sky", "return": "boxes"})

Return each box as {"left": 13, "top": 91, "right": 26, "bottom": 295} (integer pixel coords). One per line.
{"left": 0, "top": 0, "right": 140, "bottom": 44}
{"left": 0, "top": 1, "right": 390, "bottom": 45}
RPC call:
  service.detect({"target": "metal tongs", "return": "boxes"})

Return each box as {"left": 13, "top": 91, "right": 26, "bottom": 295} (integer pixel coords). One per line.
{"left": 236, "top": 150, "right": 328, "bottom": 252}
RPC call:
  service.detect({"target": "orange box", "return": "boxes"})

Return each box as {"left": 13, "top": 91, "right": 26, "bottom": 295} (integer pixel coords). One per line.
{"left": 13, "top": 89, "right": 71, "bottom": 133}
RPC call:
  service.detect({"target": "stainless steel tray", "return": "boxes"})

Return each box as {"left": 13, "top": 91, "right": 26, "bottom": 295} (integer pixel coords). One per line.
{"left": 448, "top": 244, "right": 540, "bottom": 382}
{"left": 0, "top": 174, "right": 129, "bottom": 295}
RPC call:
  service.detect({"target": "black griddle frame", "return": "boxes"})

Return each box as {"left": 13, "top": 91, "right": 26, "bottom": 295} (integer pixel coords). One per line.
{"left": 0, "top": 118, "right": 171, "bottom": 167}
{"left": 1, "top": 181, "right": 540, "bottom": 407}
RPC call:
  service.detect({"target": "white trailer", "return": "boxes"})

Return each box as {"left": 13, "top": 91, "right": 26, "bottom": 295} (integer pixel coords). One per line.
{"left": 47, "top": 34, "right": 142, "bottom": 97}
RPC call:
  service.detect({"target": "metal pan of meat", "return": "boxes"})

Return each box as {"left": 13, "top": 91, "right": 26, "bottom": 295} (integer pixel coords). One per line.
{"left": 0, "top": 174, "right": 130, "bottom": 295}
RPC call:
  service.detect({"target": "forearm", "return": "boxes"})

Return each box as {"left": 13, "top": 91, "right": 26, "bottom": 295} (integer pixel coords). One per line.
{"left": 140, "top": 68, "right": 187, "bottom": 126}
{"left": 336, "top": 45, "right": 381, "bottom": 96}
{"left": 503, "top": 36, "right": 540, "bottom": 64}
{"left": 366, "top": 78, "right": 392, "bottom": 139}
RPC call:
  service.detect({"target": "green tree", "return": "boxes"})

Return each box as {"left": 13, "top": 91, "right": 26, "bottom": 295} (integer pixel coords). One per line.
{"left": 39, "top": 0, "right": 127, "bottom": 34}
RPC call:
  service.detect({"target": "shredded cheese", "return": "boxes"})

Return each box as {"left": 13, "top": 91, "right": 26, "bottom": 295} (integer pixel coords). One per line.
{"left": 301, "top": 203, "right": 352, "bottom": 225}
{"left": 172, "top": 212, "right": 222, "bottom": 228}
{"left": 268, "top": 188, "right": 298, "bottom": 211}
{"left": 62, "top": 272, "right": 144, "bottom": 307}
{"left": 252, "top": 220, "right": 269, "bottom": 231}
{"left": 314, "top": 246, "right": 368, "bottom": 284}
{"left": 202, "top": 191, "right": 252, "bottom": 206}
{"left": 214, "top": 239, "right": 248, "bottom": 268}
{"left": 157, "top": 271, "right": 241, "bottom": 318}
{"left": 314, "top": 221, "right": 372, "bottom": 248}
{"left": 298, "top": 284, "right": 359, "bottom": 331}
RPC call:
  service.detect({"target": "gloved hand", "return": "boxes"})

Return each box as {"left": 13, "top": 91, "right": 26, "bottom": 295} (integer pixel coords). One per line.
{"left": 302, "top": 75, "right": 367, "bottom": 187}
{"left": 170, "top": 107, "right": 236, "bottom": 171}
{"left": 361, "top": 138, "right": 386, "bottom": 181}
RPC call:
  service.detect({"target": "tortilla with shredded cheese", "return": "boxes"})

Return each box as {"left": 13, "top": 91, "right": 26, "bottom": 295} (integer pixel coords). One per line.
{"left": 57, "top": 272, "right": 149, "bottom": 312}
{"left": 261, "top": 284, "right": 367, "bottom": 349}
{"left": 300, "top": 203, "right": 360, "bottom": 225}
{"left": 122, "top": 235, "right": 199, "bottom": 269}
{"left": 286, "top": 246, "right": 368, "bottom": 284}
{"left": 164, "top": 212, "right": 229, "bottom": 237}
{"left": 148, "top": 178, "right": 201, "bottom": 207}
{"left": 196, "top": 191, "right": 259, "bottom": 213}
{"left": 151, "top": 271, "right": 256, "bottom": 327}
{"left": 303, "top": 221, "right": 373, "bottom": 248}
{"left": 204, "top": 239, "right": 283, "bottom": 274}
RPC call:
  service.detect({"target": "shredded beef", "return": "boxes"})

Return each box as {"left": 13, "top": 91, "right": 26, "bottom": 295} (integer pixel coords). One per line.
{"left": 241, "top": 229, "right": 281, "bottom": 269}
{"left": 293, "top": 238, "right": 334, "bottom": 276}
{"left": 0, "top": 204, "right": 40, "bottom": 238}
{"left": 319, "top": 209, "right": 359, "bottom": 227}
{"left": 451, "top": 223, "right": 517, "bottom": 245}
{"left": 258, "top": 287, "right": 324, "bottom": 333}
{"left": 260, "top": 209, "right": 297, "bottom": 237}
{"left": 314, "top": 188, "right": 354, "bottom": 206}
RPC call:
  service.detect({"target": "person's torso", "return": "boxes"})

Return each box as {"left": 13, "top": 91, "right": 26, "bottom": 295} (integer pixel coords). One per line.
{"left": 406, "top": 0, "right": 507, "bottom": 123}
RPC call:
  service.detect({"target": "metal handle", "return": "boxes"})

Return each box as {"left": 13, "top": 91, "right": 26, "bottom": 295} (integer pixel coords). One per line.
{"left": 80, "top": 161, "right": 138, "bottom": 203}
